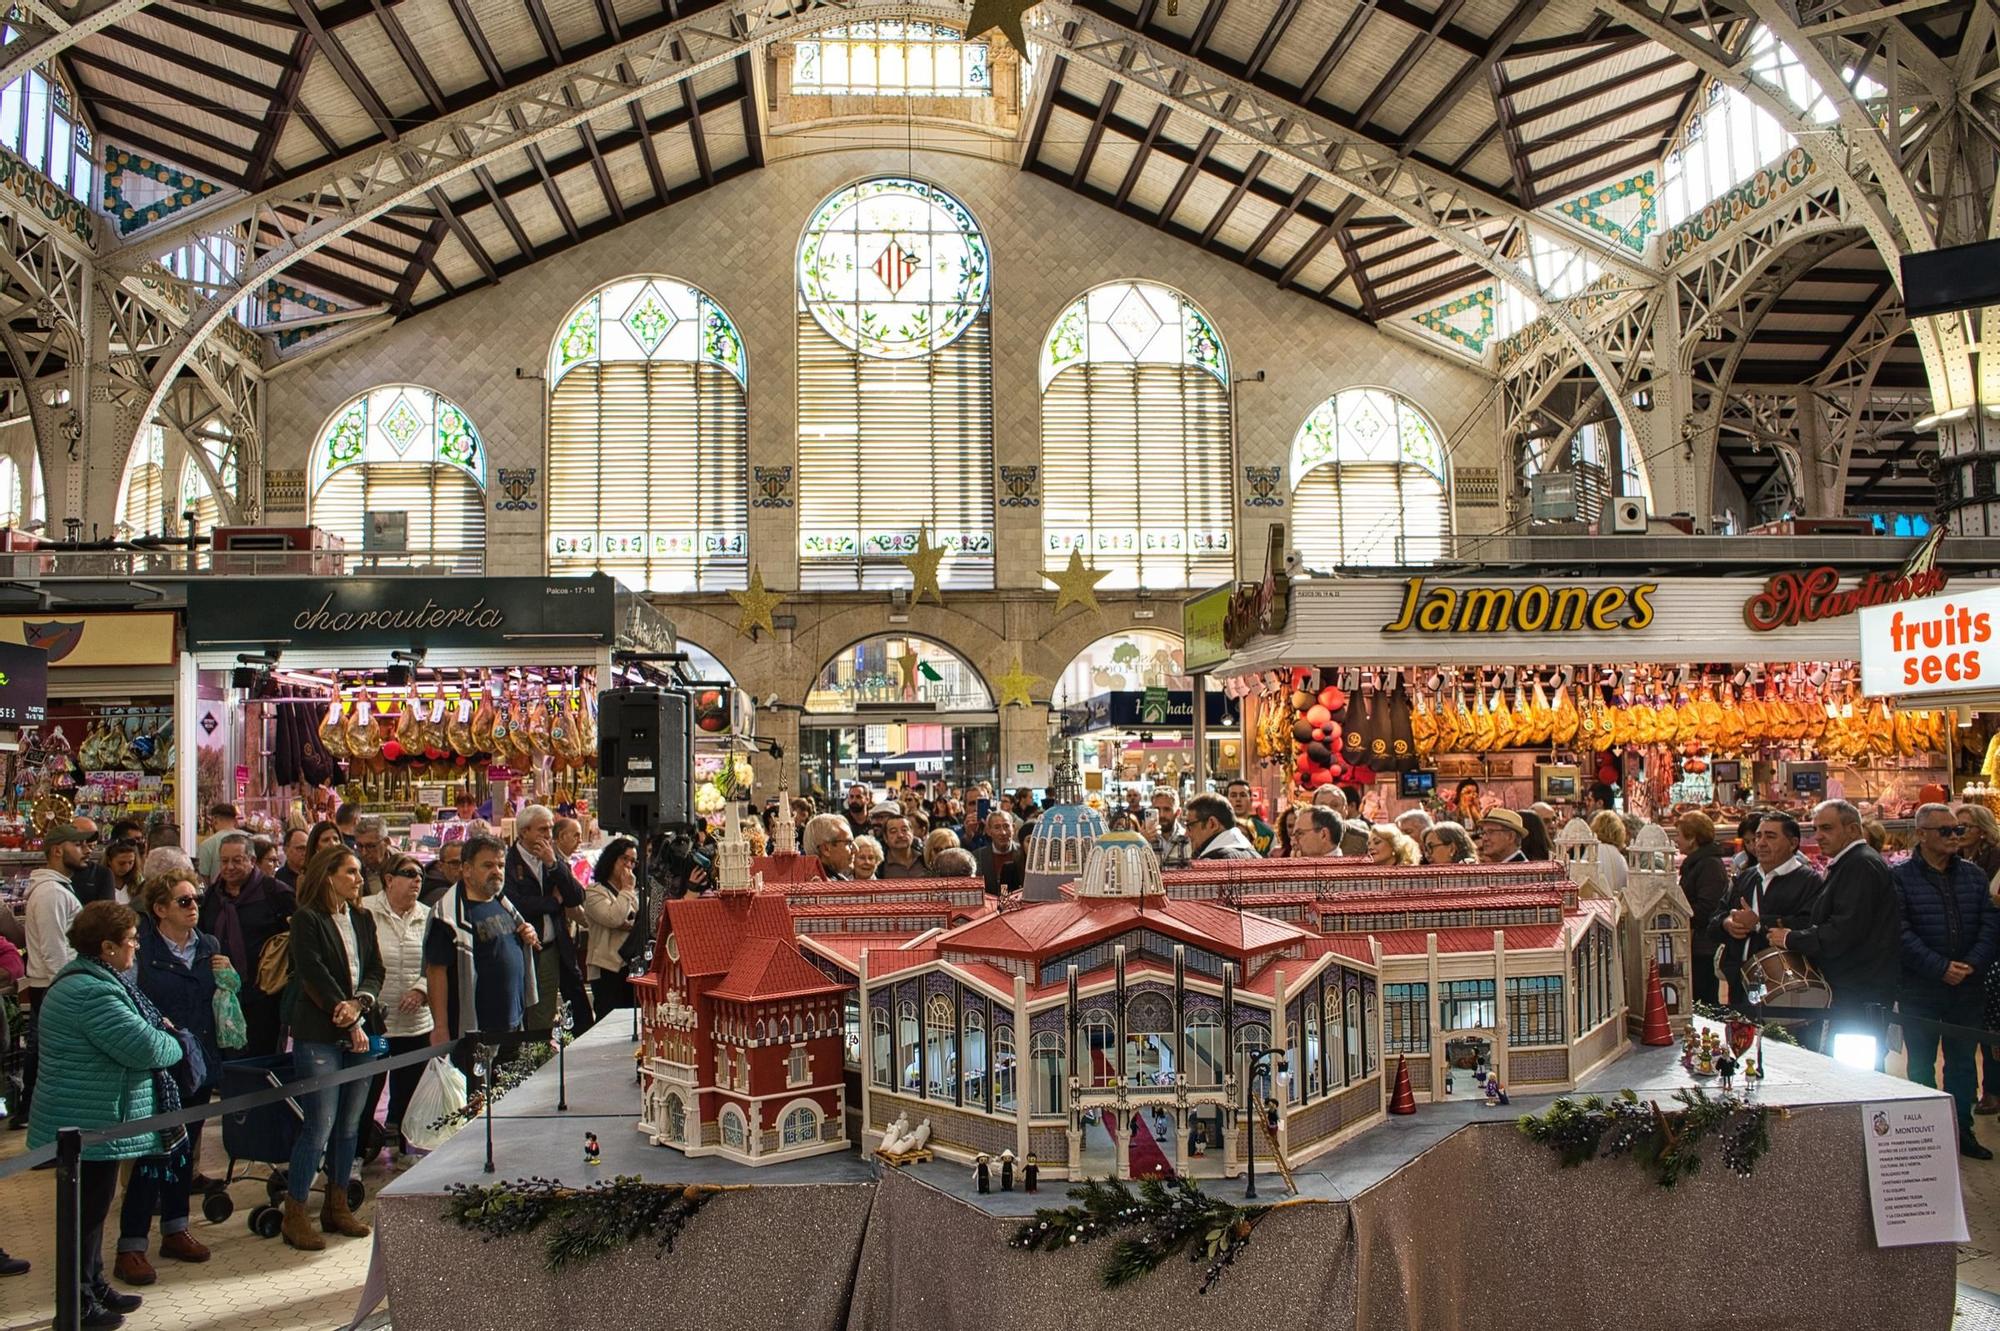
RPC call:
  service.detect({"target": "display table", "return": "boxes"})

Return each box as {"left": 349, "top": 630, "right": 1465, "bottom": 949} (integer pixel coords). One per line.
{"left": 375, "top": 1023, "right": 1956, "bottom": 1331}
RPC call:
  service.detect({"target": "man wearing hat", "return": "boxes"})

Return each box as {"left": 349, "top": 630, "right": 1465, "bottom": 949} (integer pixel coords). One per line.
{"left": 1477, "top": 808, "right": 1530, "bottom": 863}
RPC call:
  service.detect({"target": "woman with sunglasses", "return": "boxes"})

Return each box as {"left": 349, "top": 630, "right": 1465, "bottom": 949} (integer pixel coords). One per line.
{"left": 117, "top": 870, "right": 230, "bottom": 1283}
{"left": 362, "top": 855, "right": 434, "bottom": 1165}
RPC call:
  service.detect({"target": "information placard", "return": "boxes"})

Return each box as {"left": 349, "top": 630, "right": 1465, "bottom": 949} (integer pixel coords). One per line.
{"left": 1862, "top": 1099, "right": 1970, "bottom": 1246}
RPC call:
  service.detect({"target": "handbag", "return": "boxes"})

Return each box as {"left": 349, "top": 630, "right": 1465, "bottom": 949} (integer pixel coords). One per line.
{"left": 256, "top": 932, "right": 291, "bottom": 996}
{"left": 212, "top": 965, "right": 247, "bottom": 1050}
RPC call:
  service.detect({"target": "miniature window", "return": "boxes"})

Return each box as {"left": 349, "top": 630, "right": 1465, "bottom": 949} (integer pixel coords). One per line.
{"left": 1505, "top": 977, "right": 1563, "bottom": 1047}
{"left": 1363, "top": 990, "right": 1378, "bottom": 1075}
{"left": 1344, "top": 987, "right": 1362, "bottom": 1082}
{"left": 870, "top": 1007, "right": 892, "bottom": 1087}
{"left": 994, "top": 1022, "right": 1017, "bottom": 1111}
{"left": 1030, "top": 1031, "right": 1064, "bottom": 1114}
{"left": 1081, "top": 1008, "right": 1117, "bottom": 1088}
{"left": 1303, "top": 1002, "right": 1322, "bottom": 1096}
{"left": 1439, "top": 980, "right": 1496, "bottom": 1032}
{"left": 1233, "top": 1023, "right": 1272, "bottom": 1099}
{"left": 720, "top": 1107, "right": 747, "bottom": 1148}
{"left": 715, "top": 1049, "right": 728, "bottom": 1085}
{"left": 897, "top": 1000, "right": 920, "bottom": 1093}
{"left": 664, "top": 1094, "right": 685, "bottom": 1143}
{"left": 1186, "top": 1012, "right": 1223, "bottom": 1087}
{"left": 925, "top": 995, "right": 955, "bottom": 1099}
{"left": 963, "top": 1007, "right": 986, "bottom": 1103}
{"left": 781, "top": 1105, "right": 819, "bottom": 1146}
{"left": 789, "top": 1044, "right": 809, "bottom": 1086}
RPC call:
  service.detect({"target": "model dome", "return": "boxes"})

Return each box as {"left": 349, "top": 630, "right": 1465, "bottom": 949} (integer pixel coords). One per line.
{"left": 1078, "top": 829, "right": 1164, "bottom": 899}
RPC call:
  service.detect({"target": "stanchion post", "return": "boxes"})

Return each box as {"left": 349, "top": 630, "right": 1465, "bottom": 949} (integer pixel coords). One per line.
{"left": 54, "top": 1126, "right": 82, "bottom": 1331}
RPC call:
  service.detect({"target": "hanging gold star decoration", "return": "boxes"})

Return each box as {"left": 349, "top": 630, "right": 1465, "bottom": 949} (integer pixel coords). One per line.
{"left": 1043, "top": 548, "right": 1111, "bottom": 616}
{"left": 996, "top": 658, "right": 1042, "bottom": 709}
{"left": 729, "top": 566, "right": 784, "bottom": 638}
{"left": 899, "top": 526, "right": 948, "bottom": 607}
{"left": 964, "top": 0, "right": 1036, "bottom": 51}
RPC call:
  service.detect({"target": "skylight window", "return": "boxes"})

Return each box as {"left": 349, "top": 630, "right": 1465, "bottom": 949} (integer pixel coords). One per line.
{"left": 0, "top": 23, "right": 93, "bottom": 204}
{"left": 793, "top": 22, "right": 991, "bottom": 97}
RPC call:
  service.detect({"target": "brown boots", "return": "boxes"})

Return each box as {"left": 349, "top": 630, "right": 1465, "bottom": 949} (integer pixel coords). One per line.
{"left": 280, "top": 1199, "right": 324, "bottom": 1251}
{"left": 320, "top": 1188, "right": 371, "bottom": 1239}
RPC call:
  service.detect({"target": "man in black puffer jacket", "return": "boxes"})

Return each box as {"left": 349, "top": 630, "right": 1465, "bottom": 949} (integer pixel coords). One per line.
{"left": 1894, "top": 802, "right": 2000, "bottom": 1159}
{"left": 1768, "top": 800, "right": 1899, "bottom": 1066}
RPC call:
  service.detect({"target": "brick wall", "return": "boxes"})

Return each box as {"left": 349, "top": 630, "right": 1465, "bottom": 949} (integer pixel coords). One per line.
{"left": 1509, "top": 1047, "right": 1570, "bottom": 1083}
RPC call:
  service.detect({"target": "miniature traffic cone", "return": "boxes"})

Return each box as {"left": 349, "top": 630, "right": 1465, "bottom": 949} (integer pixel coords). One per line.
{"left": 1389, "top": 1054, "right": 1418, "bottom": 1114}
{"left": 1641, "top": 959, "right": 1674, "bottom": 1046}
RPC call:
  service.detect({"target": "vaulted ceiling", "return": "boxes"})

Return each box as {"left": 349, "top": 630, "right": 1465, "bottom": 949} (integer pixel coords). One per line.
{"left": 17, "top": 0, "right": 1981, "bottom": 514}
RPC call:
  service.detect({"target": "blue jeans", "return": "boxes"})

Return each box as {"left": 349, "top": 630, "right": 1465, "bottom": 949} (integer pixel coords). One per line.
{"left": 1903, "top": 986, "right": 1983, "bottom": 1139}
{"left": 288, "top": 1042, "right": 374, "bottom": 1204}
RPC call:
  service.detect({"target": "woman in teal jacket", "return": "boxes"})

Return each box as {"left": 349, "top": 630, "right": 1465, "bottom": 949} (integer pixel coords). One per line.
{"left": 28, "top": 900, "right": 184, "bottom": 1327}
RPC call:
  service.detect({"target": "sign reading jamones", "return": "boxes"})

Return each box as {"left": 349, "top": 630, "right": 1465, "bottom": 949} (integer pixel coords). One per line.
{"left": 1383, "top": 578, "right": 1657, "bottom": 634}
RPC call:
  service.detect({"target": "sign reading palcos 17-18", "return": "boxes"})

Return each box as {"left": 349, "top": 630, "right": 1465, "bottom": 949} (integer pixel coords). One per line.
{"left": 1858, "top": 587, "right": 2000, "bottom": 698}
{"left": 1383, "top": 578, "right": 1658, "bottom": 634}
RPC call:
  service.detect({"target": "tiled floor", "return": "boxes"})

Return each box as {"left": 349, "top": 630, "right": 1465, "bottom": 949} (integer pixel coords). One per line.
{"left": 5, "top": 1045, "right": 2000, "bottom": 1330}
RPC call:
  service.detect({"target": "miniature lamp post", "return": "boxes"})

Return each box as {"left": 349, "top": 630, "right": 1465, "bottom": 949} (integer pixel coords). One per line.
{"left": 556, "top": 998, "right": 572, "bottom": 1112}
{"left": 1243, "top": 1048, "right": 1287, "bottom": 1201}
{"left": 477, "top": 1041, "right": 497, "bottom": 1174}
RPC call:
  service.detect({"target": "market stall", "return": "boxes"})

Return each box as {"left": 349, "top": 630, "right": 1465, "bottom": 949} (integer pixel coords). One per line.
{"left": 178, "top": 574, "right": 669, "bottom": 853}
{"left": 1204, "top": 565, "right": 1992, "bottom": 823}
{"left": 0, "top": 610, "right": 178, "bottom": 874}
{"left": 801, "top": 634, "right": 998, "bottom": 796}
{"left": 1049, "top": 629, "right": 1240, "bottom": 803}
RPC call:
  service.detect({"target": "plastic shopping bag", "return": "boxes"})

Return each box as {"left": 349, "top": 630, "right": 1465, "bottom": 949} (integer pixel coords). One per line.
{"left": 402, "top": 1055, "right": 469, "bottom": 1150}
{"left": 212, "top": 965, "right": 248, "bottom": 1050}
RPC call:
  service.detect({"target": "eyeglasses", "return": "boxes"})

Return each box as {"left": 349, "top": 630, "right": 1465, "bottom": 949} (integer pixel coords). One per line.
{"left": 172, "top": 894, "right": 200, "bottom": 907}
{"left": 1923, "top": 824, "right": 1967, "bottom": 836}
{"left": 390, "top": 868, "right": 419, "bottom": 882}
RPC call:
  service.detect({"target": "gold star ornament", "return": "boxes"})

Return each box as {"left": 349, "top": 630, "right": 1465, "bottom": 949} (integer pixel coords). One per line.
{"left": 899, "top": 527, "right": 948, "bottom": 607}
{"left": 729, "top": 566, "right": 784, "bottom": 638}
{"left": 1044, "top": 548, "right": 1110, "bottom": 615}
{"left": 996, "top": 658, "right": 1042, "bottom": 708}
{"left": 964, "top": 0, "right": 1037, "bottom": 51}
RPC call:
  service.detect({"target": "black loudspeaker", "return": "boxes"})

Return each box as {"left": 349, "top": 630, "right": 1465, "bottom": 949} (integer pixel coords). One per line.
{"left": 596, "top": 687, "right": 693, "bottom": 834}
{"left": 1903, "top": 240, "right": 2000, "bottom": 319}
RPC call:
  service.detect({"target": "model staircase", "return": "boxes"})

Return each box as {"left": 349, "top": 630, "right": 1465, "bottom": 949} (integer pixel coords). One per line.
{"left": 1257, "top": 1097, "right": 1299, "bottom": 1194}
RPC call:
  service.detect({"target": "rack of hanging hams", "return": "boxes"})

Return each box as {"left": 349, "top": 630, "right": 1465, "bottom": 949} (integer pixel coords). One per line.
{"left": 311, "top": 673, "right": 599, "bottom": 803}
{"left": 1408, "top": 668, "right": 1951, "bottom": 760}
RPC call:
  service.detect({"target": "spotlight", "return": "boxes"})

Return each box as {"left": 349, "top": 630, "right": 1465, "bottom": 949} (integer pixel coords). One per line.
{"left": 1832, "top": 1032, "right": 1879, "bottom": 1070}
{"left": 231, "top": 666, "right": 257, "bottom": 690}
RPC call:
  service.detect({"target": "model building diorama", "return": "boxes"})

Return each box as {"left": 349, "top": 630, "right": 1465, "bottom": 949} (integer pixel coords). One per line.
{"left": 633, "top": 788, "right": 1655, "bottom": 1179}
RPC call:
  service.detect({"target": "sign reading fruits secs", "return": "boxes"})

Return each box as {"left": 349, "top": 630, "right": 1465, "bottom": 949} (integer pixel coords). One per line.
{"left": 1859, "top": 587, "right": 2000, "bottom": 698}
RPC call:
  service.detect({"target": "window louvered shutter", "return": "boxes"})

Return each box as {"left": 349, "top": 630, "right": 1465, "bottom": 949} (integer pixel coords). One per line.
{"left": 121, "top": 462, "right": 167, "bottom": 537}
{"left": 546, "top": 362, "right": 748, "bottom": 592}
{"left": 312, "top": 463, "right": 485, "bottom": 574}
{"left": 1040, "top": 362, "right": 1233, "bottom": 590}
{"left": 797, "top": 313, "right": 993, "bottom": 590}
{"left": 1292, "top": 463, "right": 1448, "bottom": 569}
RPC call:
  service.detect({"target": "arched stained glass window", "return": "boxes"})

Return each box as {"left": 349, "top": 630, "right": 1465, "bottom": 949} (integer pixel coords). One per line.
{"left": 310, "top": 386, "right": 486, "bottom": 574}
{"left": 797, "top": 177, "right": 994, "bottom": 590}
{"left": 546, "top": 276, "right": 747, "bottom": 592}
{"left": 1040, "top": 282, "right": 1234, "bottom": 591}
{"left": 792, "top": 21, "right": 991, "bottom": 96}
{"left": 1288, "top": 387, "right": 1449, "bottom": 569}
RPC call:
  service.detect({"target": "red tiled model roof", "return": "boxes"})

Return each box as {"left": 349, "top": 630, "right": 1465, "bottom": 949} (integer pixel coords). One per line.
{"left": 661, "top": 894, "right": 795, "bottom": 978}
{"left": 1361, "top": 922, "right": 1567, "bottom": 955}
{"left": 935, "top": 894, "right": 1317, "bottom": 962}
{"left": 708, "top": 936, "right": 849, "bottom": 1002}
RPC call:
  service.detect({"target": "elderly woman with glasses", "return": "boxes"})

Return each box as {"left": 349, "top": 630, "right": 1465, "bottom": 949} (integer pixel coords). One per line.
{"left": 115, "top": 871, "right": 231, "bottom": 1282}
{"left": 1422, "top": 823, "right": 1478, "bottom": 864}
{"left": 363, "top": 854, "right": 436, "bottom": 1164}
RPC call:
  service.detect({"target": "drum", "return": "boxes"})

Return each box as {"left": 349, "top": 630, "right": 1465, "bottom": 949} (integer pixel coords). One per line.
{"left": 1741, "top": 947, "right": 1833, "bottom": 1009}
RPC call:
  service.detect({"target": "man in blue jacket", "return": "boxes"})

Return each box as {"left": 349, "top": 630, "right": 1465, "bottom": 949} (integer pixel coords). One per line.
{"left": 1894, "top": 802, "right": 2000, "bottom": 1158}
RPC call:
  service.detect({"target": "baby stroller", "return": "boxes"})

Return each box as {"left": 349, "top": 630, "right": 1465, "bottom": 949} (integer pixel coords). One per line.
{"left": 209, "top": 1053, "right": 366, "bottom": 1237}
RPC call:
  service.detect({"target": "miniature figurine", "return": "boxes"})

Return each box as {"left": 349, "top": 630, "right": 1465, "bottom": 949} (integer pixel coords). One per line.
{"left": 999, "top": 1149, "right": 1015, "bottom": 1192}
{"left": 1023, "top": 1155, "right": 1039, "bottom": 1193}
{"left": 880, "top": 1112, "right": 913, "bottom": 1154}
{"left": 907, "top": 1119, "right": 933, "bottom": 1153}
{"left": 1444, "top": 1071, "right": 1454, "bottom": 1094}
{"left": 975, "top": 1153, "right": 991, "bottom": 1195}
{"left": 584, "top": 1132, "right": 601, "bottom": 1165}
{"left": 1714, "top": 1051, "right": 1738, "bottom": 1089}
{"left": 1695, "top": 1047, "right": 1715, "bottom": 1076}
{"left": 1483, "top": 1074, "right": 1507, "bottom": 1105}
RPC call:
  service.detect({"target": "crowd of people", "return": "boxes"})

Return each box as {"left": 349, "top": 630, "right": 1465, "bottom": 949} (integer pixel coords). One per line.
{"left": 11, "top": 774, "right": 2000, "bottom": 1321}
{"left": 0, "top": 798, "right": 647, "bottom": 1327}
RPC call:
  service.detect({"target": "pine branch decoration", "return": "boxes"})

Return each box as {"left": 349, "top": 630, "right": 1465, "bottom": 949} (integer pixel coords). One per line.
{"left": 443, "top": 1175, "right": 724, "bottom": 1272}
{"left": 1517, "top": 1087, "right": 1771, "bottom": 1187}
{"left": 1008, "top": 1176, "right": 1277, "bottom": 1292}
